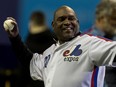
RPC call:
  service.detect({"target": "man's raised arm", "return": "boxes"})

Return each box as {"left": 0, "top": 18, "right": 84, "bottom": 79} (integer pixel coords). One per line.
{"left": 3, "top": 17, "right": 33, "bottom": 67}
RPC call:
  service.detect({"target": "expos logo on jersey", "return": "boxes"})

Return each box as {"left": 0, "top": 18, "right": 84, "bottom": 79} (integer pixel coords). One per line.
{"left": 63, "top": 44, "right": 82, "bottom": 62}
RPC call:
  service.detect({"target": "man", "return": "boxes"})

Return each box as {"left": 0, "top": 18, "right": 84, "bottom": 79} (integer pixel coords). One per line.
{"left": 26, "top": 11, "right": 56, "bottom": 54}
{"left": 3, "top": 5, "right": 116, "bottom": 87}
{"left": 21, "top": 10, "right": 56, "bottom": 87}
{"left": 86, "top": 1, "right": 116, "bottom": 87}
{"left": 21, "top": 11, "right": 54, "bottom": 87}
{"left": 87, "top": 1, "right": 116, "bottom": 39}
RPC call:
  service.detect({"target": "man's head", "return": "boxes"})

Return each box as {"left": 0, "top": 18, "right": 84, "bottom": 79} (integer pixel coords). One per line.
{"left": 52, "top": 5, "right": 79, "bottom": 44}
{"left": 95, "top": 1, "right": 116, "bottom": 36}
{"left": 30, "top": 11, "right": 46, "bottom": 26}
{"left": 29, "top": 11, "right": 48, "bottom": 34}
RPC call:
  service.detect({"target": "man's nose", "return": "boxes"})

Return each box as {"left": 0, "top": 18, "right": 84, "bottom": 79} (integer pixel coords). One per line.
{"left": 63, "top": 19, "right": 70, "bottom": 26}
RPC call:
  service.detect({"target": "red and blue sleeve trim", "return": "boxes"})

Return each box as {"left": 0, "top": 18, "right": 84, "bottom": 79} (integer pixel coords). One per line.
{"left": 91, "top": 66, "right": 99, "bottom": 87}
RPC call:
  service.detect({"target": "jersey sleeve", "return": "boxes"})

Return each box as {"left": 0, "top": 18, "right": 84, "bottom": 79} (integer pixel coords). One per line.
{"left": 30, "top": 53, "right": 44, "bottom": 81}
{"left": 89, "top": 36, "right": 116, "bottom": 66}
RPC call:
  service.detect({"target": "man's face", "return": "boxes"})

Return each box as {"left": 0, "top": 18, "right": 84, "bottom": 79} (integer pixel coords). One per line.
{"left": 102, "top": 15, "right": 116, "bottom": 35}
{"left": 99, "top": 6, "right": 116, "bottom": 35}
{"left": 52, "top": 7, "right": 79, "bottom": 43}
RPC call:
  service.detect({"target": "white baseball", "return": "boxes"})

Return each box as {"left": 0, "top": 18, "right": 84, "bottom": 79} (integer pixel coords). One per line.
{"left": 3, "top": 19, "right": 14, "bottom": 31}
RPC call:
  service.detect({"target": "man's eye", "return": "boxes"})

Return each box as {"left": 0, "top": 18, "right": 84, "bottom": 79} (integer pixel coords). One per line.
{"left": 69, "top": 17, "right": 76, "bottom": 21}
{"left": 57, "top": 17, "right": 65, "bottom": 22}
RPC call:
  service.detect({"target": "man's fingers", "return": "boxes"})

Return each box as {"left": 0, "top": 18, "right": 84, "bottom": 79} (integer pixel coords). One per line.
{"left": 7, "top": 17, "right": 16, "bottom": 21}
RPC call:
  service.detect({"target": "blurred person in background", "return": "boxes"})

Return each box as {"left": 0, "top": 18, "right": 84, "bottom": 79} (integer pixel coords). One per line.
{"left": 26, "top": 11, "right": 56, "bottom": 54}
{"left": 86, "top": 1, "right": 116, "bottom": 87}
{"left": 19, "top": 11, "right": 56, "bottom": 87}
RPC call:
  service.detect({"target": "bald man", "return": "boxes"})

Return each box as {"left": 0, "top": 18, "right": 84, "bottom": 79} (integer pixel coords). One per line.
{"left": 3, "top": 5, "right": 116, "bottom": 87}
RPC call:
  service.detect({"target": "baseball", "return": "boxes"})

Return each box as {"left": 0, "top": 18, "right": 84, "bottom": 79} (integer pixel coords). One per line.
{"left": 3, "top": 19, "right": 14, "bottom": 31}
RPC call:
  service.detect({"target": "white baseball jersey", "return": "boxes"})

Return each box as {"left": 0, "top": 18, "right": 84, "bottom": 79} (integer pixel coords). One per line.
{"left": 30, "top": 34, "right": 116, "bottom": 87}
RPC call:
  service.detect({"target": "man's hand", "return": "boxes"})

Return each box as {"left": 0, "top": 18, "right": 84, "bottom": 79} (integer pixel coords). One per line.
{"left": 3, "top": 17, "right": 19, "bottom": 37}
